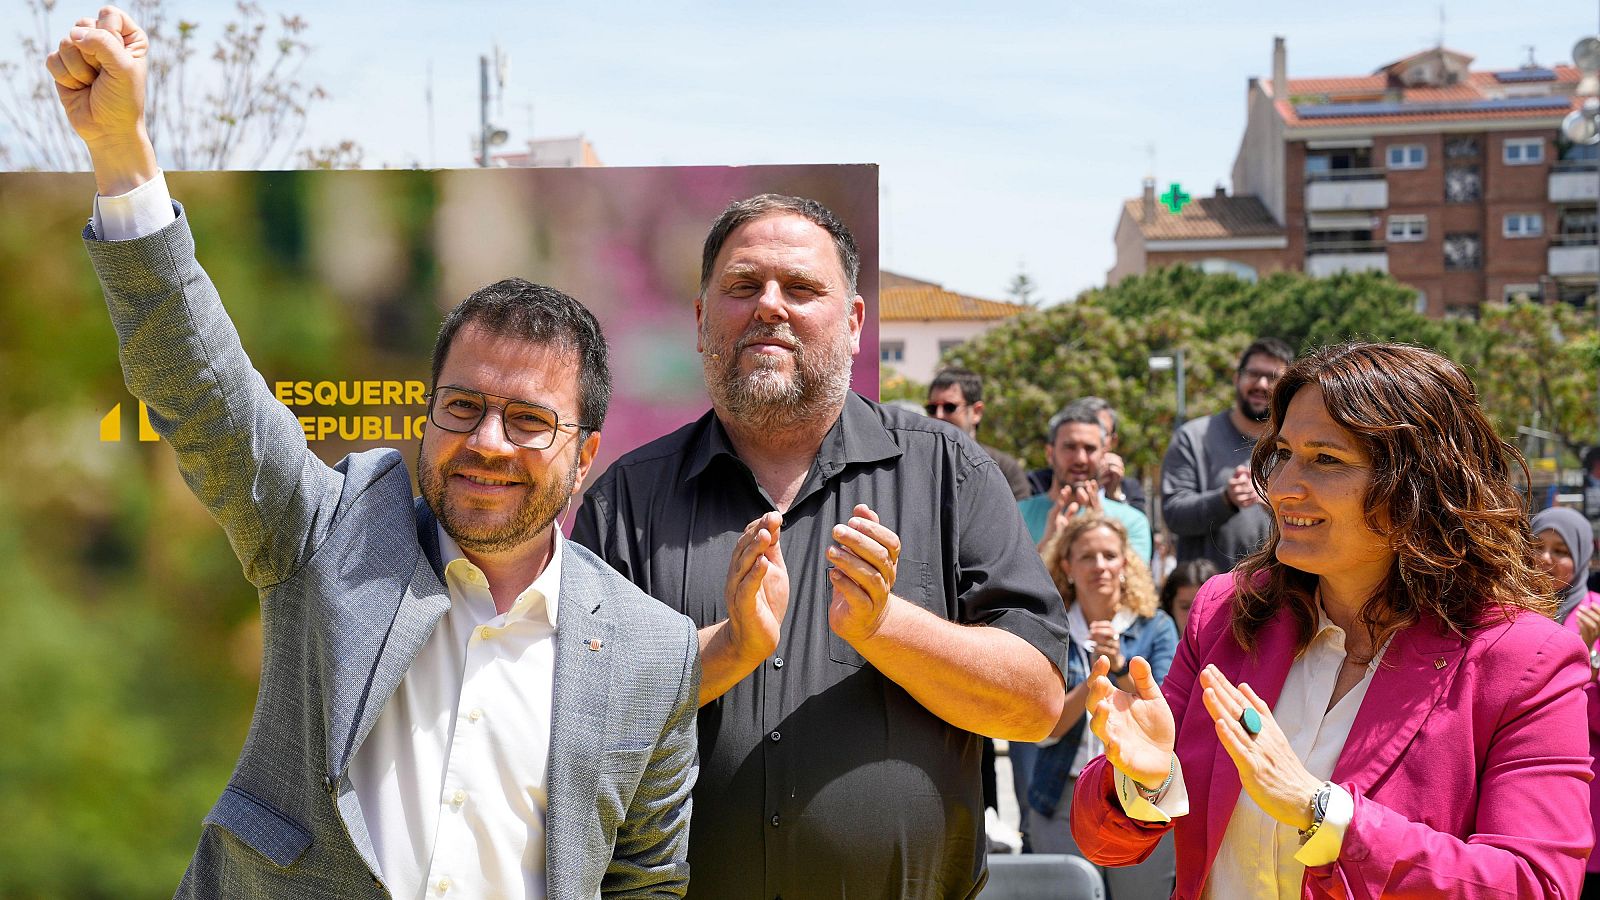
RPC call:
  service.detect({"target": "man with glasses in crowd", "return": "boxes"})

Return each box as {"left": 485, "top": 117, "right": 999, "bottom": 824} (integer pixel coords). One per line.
{"left": 1159, "top": 338, "right": 1295, "bottom": 571}
{"left": 50, "top": 10, "right": 698, "bottom": 897}
{"left": 925, "top": 367, "right": 1032, "bottom": 500}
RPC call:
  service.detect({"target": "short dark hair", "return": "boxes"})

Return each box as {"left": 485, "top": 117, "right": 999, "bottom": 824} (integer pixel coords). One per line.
{"left": 1159, "top": 558, "right": 1219, "bottom": 620}
{"left": 698, "top": 194, "right": 861, "bottom": 296}
{"left": 1079, "top": 396, "right": 1117, "bottom": 436}
{"left": 1237, "top": 337, "right": 1295, "bottom": 372}
{"left": 1045, "top": 399, "right": 1107, "bottom": 445}
{"left": 930, "top": 367, "right": 983, "bottom": 404}
{"left": 430, "top": 278, "right": 612, "bottom": 437}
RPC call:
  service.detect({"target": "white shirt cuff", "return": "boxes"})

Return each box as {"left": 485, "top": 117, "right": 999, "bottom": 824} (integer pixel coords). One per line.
{"left": 91, "top": 170, "right": 175, "bottom": 241}
{"left": 1293, "top": 783, "right": 1353, "bottom": 867}
{"left": 1113, "top": 760, "right": 1189, "bottom": 823}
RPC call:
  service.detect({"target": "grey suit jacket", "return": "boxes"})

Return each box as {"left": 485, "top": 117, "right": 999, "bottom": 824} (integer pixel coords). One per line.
{"left": 84, "top": 206, "right": 698, "bottom": 899}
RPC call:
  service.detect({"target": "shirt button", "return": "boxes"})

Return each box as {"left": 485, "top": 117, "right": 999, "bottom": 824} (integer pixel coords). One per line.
{"left": 436, "top": 877, "right": 452, "bottom": 894}
{"left": 451, "top": 789, "right": 466, "bottom": 808}
{"left": 772, "top": 656, "right": 784, "bottom": 669}
{"left": 770, "top": 731, "right": 781, "bottom": 742}
{"left": 468, "top": 708, "right": 484, "bottom": 722}
{"left": 770, "top": 813, "right": 780, "bottom": 827}
{"left": 478, "top": 626, "right": 493, "bottom": 640}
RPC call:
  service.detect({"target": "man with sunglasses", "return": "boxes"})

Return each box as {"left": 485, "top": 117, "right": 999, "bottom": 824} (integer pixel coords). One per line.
{"left": 926, "top": 367, "right": 1032, "bottom": 501}
{"left": 50, "top": 10, "right": 697, "bottom": 898}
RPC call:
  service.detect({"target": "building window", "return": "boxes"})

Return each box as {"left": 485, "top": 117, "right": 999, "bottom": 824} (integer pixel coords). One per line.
{"left": 1502, "top": 284, "right": 1542, "bottom": 302}
{"left": 1443, "top": 233, "right": 1482, "bottom": 270}
{"left": 1387, "top": 215, "right": 1427, "bottom": 242}
{"left": 937, "top": 339, "right": 965, "bottom": 356}
{"left": 1445, "top": 165, "right": 1482, "bottom": 202}
{"left": 880, "top": 341, "right": 905, "bottom": 365}
{"left": 1502, "top": 213, "right": 1544, "bottom": 238}
{"left": 1195, "top": 258, "right": 1260, "bottom": 282}
{"left": 1503, "top": 137, "right": 1545, "bottom": 165}
{"left": 1412, "top": 290, "right": 1429, "bottom": 314}
{"left": 1444, "top": 137, "right": 1480, "bottom": 159}
{"left": 1387, "top": 144, "right": 1426, "bottom": 170}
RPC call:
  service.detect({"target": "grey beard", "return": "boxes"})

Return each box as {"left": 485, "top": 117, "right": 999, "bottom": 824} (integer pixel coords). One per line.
{"left": 704, "top": 338, "right": 853, "bottom": 434}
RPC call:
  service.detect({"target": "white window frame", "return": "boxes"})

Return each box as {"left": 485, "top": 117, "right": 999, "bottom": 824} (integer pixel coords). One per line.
{"left": 936, "top": 338, "right": 966, "bottom": 356}
{"left": 1503, "top": 137, "right": 1545, "bottom": 166}
{"left": 1502, "top": 283, "right": 1541, "bottom": 302}
{"left": 1387, "top": 144, "right": 1426, "bottom": 170}
{"left": 879, "top": 341, "right": 905, "bottom": 364}
{"left": 1502, "top": 213, "right": 1544, "bottom": 238}
{"left": 1387, "top": 214, "right": 1428, "bottom": 242}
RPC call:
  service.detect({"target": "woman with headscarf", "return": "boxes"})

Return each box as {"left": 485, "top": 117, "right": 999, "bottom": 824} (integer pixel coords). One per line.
{"left": 1069, "top": 342, "right": 1593, "bottom": 898}
{"left": 1532, "top": 505, "right": 1600, "bottom": 897}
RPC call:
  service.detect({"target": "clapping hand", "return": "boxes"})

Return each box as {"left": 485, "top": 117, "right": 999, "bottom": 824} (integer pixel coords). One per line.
{"left": 1198, "top": 665, "right": 1321, "bottom": 830}
{"left": 724, "top": 511, "right": 788, "bottom": 661}
{"left": 1087, "top": 655, "right": 1175, "bottom": 790}
{"left": 827, "top": 504, "right": 901, "bottom": 645}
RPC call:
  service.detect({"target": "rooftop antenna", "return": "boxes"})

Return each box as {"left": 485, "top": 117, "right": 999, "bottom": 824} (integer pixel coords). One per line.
{"left": 1437, "top": 6, "right": 1446, "bottom": 48}
{"left": 1523, "top": 45, "right": 1538, "bottom": 69}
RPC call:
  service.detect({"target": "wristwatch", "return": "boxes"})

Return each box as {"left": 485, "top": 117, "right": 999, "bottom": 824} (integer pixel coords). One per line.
{"left": 1299, "top": 782, "right": 1333, "bottom": 843}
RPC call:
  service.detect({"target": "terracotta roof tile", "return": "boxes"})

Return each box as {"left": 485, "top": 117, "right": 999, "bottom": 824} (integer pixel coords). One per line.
{"left": 1125, "top": 194, "right": 1283, "bottom": 240}
{"left": 880, "top": 285, "right": 1030, "bottom": 322}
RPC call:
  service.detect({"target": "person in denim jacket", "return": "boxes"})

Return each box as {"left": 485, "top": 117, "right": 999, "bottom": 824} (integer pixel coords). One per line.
{"left": 1029, "top": 513, "right": 1179, "bottom": 898}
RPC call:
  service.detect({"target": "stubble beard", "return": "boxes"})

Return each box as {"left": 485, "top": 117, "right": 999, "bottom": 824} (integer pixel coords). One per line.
{"left": 703, "top": 322, "right": 853, "bottom": 434}
{"left": 1236, "top": 385, "right": 1271, "bottom": 422}
{"left": 417, "top": 441, "right": 578, "bottom": 556}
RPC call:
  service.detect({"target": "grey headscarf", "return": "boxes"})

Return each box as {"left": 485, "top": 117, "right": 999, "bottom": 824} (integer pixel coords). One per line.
{"left": 1530, "top": 506, "right": 1595, "bottom": 625}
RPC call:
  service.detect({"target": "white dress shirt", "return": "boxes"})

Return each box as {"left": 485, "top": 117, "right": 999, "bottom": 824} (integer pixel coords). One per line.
{"left": 93, "top": 177, "right": 560, "bottom": 900}
{"left": 1114, "top": 608, "right": 1380, "bottom": 898}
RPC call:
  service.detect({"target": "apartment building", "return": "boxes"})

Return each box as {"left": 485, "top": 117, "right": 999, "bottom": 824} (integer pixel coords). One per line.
{"left": 1114, "top": 40, "right": 1594, "bottom": 315}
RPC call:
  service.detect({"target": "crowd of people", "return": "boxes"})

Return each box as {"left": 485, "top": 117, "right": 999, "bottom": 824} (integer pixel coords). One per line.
{"left": 51, "top": 7, "right": 1600, "bottom": 899}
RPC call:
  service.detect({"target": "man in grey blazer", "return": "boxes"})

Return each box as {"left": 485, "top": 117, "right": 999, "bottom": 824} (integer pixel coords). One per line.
{"left": 49, "top": 9, "right": 697, "bottom": 898}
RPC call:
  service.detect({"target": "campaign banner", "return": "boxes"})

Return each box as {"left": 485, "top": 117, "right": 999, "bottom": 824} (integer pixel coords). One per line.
{"left": 0, "top": 164, "right": 877, "bottom": 895}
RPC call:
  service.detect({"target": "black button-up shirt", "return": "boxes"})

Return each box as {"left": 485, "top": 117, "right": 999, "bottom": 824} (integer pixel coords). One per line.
{"left": 572, "top": 393, "right": 1069, "bottom": 899}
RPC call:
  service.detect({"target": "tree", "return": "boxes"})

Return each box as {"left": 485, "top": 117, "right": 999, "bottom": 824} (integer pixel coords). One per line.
{"left": 0, "top": 0, "right": 360, "bottom": 171}
{"left": 939, "top": 264, "right": 1599, "bottom": 473}
{"left": 1006, "top": 267, "right": 1040, "bottom": 307}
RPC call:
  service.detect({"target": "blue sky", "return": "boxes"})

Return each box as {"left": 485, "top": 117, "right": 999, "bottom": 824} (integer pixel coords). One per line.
{"left": 5, "top": 1, "right": 1590, "bottom": 301}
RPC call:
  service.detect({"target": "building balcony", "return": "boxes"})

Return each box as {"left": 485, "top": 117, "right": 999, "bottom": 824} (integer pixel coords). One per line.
{"left": 1305, "top": 169, "right": 1388, "bottom": 212}
{"left": 1550, "top": 161, "right": 1599, "bottom": 204}
{"left": 1305, "top": 240, "right": 1389, "bottom": 277}
{"left": 1550, "top": 235, "right": 1599, "bottom": 275}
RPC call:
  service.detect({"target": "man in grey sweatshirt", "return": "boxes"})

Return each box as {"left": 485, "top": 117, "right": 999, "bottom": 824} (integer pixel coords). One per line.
{"left": 1159, "top": 338, "right": 1294, "bottom": 571}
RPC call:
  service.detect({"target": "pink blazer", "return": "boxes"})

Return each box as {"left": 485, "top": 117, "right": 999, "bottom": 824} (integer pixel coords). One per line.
{"left": 1071, "top": 573, "right": 1594, "bottom": 899}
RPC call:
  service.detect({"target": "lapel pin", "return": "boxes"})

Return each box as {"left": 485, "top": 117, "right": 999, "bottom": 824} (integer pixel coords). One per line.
{"left": 586, "top": 638, "right": 604, "bottom": 652}
{"left": 1433, "top": 657, "right": 1446, "bottom": 670}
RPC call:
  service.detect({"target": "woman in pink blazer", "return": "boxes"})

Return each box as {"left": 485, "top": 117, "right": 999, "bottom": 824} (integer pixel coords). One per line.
{"left": 1070, "top": 342, "right": 1593, "bottom": 899}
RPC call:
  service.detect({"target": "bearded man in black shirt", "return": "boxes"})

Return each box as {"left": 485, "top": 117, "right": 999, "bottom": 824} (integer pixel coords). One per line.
{"left": 572, "top": 194, "right": 1072, "bottom": 899}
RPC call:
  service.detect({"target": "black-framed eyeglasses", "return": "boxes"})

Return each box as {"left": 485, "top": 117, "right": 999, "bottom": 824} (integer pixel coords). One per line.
{"left": 925, "top": 401, "right": 967, "bottom": 416}
{"left": 1237, "top": 368, "right": 1282, "bottom": 385}
{"left": 426, "top": 386, "right": 584, "bottom": 450}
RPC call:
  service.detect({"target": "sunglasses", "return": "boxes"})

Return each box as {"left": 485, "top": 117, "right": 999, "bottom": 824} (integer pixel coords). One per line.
{"left": 925, "top": 401, "right": 967, "bottom": 416}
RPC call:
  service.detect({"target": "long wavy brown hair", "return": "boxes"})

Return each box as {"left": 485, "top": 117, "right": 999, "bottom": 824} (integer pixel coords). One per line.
{"left": 1042, "top": 513, "right": 1159, "bottom": 618}
{"left": 1232, "top": 342, "right": 1552, "bottom": 658}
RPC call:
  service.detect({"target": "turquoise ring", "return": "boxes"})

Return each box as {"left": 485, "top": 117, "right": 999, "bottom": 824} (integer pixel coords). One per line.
{"left": 1239, "top": 707, "right": 1263, "bottom": 736}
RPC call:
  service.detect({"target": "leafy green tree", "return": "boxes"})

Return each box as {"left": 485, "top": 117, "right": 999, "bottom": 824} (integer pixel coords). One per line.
{"left": 939, "top": 265, "right": 1598, "bottom": 473}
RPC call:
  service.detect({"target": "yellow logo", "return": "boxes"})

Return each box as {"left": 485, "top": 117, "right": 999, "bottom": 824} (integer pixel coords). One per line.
{"left": 99, "top": 402, "right": 160, "bottom": 442}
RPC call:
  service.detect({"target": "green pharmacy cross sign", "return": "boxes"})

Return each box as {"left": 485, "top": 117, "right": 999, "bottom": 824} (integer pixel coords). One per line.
{"left": 1160, "top": 183, "right": 1191, "bottom": 214}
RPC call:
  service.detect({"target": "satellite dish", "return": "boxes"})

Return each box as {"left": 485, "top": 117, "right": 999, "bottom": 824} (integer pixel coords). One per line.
{"left": 1575, "top": 37, "right": 1600, "bottom": 73}
{"left": 1564, "top": 98, "right": 1600, "bottom": 145}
